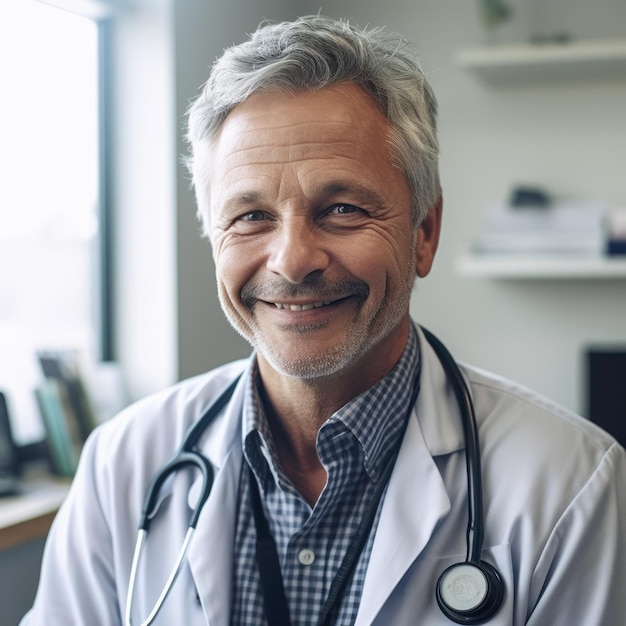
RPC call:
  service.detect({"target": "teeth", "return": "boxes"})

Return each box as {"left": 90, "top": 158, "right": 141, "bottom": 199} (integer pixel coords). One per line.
{"left": 274, "top": 301, "right": 331, "bottom": 311}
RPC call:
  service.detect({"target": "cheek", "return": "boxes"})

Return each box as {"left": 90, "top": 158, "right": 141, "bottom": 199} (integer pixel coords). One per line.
{"left": 216, "top": 251, "right": 242, "bottom": 297}
{"left": 342, "top": 230, "right": 415, "bottom": 284}
{"left": 214, "top": 241, "right": 260, "bottom": 301}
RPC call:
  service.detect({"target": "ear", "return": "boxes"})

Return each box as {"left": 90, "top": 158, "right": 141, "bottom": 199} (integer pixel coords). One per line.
{"left": 415, "top": 194, "right": 443, "bottom": 278}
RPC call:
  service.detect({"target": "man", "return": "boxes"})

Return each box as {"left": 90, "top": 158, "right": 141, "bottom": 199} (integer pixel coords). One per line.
{"left": 22, "top": 15, "right": 626, "bottom": 626}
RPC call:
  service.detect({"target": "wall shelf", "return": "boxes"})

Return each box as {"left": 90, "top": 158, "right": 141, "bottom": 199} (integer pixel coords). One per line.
{"left": 456, "top": 253, "right": 626, "bottom": 279}
{"left": 457, "top": 38, "right": 626, "bottom": 83}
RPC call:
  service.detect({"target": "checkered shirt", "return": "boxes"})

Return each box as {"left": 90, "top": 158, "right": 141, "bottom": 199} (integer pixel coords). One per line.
{"left": 230, "top": 325, "right": 420, "bottom": 626}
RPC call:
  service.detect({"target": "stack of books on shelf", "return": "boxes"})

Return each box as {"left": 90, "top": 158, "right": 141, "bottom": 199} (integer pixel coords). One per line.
{"left": 471, "top": 197, "right": 607, "bottom": 258}
{"left": 34, "top": 350, "right": 98, "bottom": 478}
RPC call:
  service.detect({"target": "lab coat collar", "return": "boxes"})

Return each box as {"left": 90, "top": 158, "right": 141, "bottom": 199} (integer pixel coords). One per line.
{"left": 186, "top": 326, "right": 468, "bottom": 625}
{"left": 184, "top": 325, "right": 466, "bottom": 473}
{"left": 413, "top": 324, "right": 466, "bottom": 457}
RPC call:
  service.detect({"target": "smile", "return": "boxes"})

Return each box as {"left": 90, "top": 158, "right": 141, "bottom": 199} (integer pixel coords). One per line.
{"left": 273, "top": 301, "right": 332, "bottom": 311}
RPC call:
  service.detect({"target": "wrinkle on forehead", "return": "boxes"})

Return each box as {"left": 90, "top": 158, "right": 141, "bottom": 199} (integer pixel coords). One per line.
{"left": 214, "top": 85, "right": 391, "bottom": 152}
{"left": 192, "top": 84, "right": 395, "bottom": 210}
{"left": 203, "top": 84, "right": 410, "bottom": 226}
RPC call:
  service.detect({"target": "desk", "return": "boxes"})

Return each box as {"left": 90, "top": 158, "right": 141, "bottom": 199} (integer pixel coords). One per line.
{"left": 0, "top": 479, "right": 69, "bottom": 623}
{"left": 0, "top": 480, "right": 69, "bottom": 551}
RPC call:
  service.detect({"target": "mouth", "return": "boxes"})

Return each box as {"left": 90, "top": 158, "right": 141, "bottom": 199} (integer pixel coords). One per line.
{"left": 272, "top": 300, "right": 333, "bottom": 311}
{"left": 241, "top": 279, "right": 370, "bottom": 315}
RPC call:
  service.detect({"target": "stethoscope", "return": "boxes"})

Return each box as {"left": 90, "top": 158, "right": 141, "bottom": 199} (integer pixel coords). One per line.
{"left": 125, "top": 328, "right": 505, "bottom": 626}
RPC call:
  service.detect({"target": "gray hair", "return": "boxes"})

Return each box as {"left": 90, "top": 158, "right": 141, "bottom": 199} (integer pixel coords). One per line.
{"left": 187, "top": 15, "right": 440, "bottom": 234}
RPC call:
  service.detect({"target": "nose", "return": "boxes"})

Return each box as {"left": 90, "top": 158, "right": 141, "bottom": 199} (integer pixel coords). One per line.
{"left": 266, "top": 217, "right": 330, "bottom": 283}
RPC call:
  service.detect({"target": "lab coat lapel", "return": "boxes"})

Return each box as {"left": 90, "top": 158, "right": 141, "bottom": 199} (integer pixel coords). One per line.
{"left": 354, "top": 327, "right": 464, "bottom": 626}
{"left": 182, "top": 332, "right": 466, "bottom": 625}
{"left": 186, "top": 369, "right": 248, "bottom": 626}
{"left": 354, "top": 408, "right": 451, "bottom": 626}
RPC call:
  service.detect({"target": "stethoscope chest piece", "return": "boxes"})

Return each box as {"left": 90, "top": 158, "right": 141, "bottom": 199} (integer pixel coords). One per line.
{"left": 436, "top": 561, "right": 504, "bottom": 624}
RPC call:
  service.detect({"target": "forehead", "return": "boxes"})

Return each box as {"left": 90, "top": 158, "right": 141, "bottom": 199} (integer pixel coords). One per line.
{"left": 218, "top": 83, "right": 388, "bottom": 142}
{"left": 204, "top": 84, "right": 401, "bottom": 195}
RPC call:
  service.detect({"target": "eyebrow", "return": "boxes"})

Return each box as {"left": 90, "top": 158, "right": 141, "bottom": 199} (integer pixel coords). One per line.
{"left": 315, "top": 181, "right": 386, "bottom": 207}
{"left": 220, "top": 180, "right": 388, "bottom": 214}
{"left": 221, "top": 191, "right": 266, "bottom": 213}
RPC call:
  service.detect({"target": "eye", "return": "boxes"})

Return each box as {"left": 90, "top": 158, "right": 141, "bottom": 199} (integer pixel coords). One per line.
{"left": 227, "top": 209, "right": 274, "bottom": 234}
{"left": 326, "top": 204, "right": 361, "bottom": 216}
{"left": 240, "top": 210, "right": 268, "bottom": 222}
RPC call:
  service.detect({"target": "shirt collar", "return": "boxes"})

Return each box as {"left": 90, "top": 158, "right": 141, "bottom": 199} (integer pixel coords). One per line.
{"left": 242, "top": 323, "right": 421, "bottom": 485}
{"left": 327, "top": 323, "right": 420, "bottom": 480}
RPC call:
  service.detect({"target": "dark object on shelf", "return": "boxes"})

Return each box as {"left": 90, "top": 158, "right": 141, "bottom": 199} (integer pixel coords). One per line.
{"left": 0, "top": 391, "right": 21, "bottom": 496}
{"left": 510, "top": 186, "right": 551, "bottom": 208}
{"left": 607, "top": 240, "right": 626, "bottom": 256}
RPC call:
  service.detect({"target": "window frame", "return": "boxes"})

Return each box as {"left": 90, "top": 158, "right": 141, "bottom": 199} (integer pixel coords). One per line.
{"left": 97, "top": 17, "right": 114, "bottom": 362}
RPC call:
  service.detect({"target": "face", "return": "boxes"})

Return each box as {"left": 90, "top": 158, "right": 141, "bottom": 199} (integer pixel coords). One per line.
{"left": 204, "top": 84, "right": 440, "bottom": 385}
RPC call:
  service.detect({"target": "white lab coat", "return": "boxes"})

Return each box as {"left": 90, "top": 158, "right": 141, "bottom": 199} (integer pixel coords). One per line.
{"left": 22, "top": 327, "right": 626, "bottom": 625}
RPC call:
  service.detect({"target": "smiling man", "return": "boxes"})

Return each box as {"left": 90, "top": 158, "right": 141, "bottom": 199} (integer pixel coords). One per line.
{"left": 205, "top": 84, "right": 440, "bottom": 506}
{"left": 209, "top": 85, "right": 427, "bottom": 385}
{"left": 22, "top": 15, "right": 626, "bottom": 626}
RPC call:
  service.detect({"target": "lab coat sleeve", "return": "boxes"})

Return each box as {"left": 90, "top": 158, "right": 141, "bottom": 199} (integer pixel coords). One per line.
{"left": 526, "top": 442, "right": 626, "bottom": 625}
{"left": 20, "top": 429, "right": 122, "bottom": 625}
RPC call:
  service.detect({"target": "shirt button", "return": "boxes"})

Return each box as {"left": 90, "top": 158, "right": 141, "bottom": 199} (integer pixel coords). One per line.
{"left": 298, "top": 549, "right": 316, "bottom": 566}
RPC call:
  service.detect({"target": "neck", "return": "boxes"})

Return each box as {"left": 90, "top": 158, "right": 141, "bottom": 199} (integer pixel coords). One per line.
{"left": 256, "top": 319, "right": 410, "bottom": 505}
{"left": 256, "top": 379, "right": 336, "bottom": 505}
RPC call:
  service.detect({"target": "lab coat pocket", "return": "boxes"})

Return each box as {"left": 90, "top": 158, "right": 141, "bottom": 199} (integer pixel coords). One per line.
{"left": 369, "top": 544, "right": 514, "bottom": 626}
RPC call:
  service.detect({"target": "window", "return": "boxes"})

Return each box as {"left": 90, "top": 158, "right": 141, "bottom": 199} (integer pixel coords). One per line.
{"left": 0, "top": 1, "right": 104, "bottom": 443}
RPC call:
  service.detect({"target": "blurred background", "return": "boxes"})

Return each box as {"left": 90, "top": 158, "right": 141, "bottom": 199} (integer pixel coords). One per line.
{"left": 2, "top": 0, "right": 626, "bottom": 442}
{"left": 3, "top": 0, "right": 626, "bottom": 445}
{"left": 1, "top": 0, "right": 626, "bottom": 620}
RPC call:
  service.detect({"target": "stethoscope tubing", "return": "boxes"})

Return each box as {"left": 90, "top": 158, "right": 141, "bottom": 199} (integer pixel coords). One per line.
{"left": 125, "top": 328, "right": 500, "bottom": 625}
{"left": 420, "top": 327, "right": 485, "bottom": 565}
{"left": 126, "top": 527, "right": 196, "bottom": 626}
{"left": 126, "top": 377, "right": 240, "bottom": 626}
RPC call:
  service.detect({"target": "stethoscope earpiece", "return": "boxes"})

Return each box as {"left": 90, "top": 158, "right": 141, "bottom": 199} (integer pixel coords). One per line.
{"left": 436, "top": 560, "right": 505, "bottom": 625}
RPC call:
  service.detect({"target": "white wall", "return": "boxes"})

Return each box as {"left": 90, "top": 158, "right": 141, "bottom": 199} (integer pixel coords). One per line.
{"left": 113, "top": 0, "right": 626, "bottom": 414}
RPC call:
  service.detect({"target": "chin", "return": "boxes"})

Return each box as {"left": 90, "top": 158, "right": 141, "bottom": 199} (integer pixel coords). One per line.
{"left": 255, "top": 333, "right": 374, "bottom": 381}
